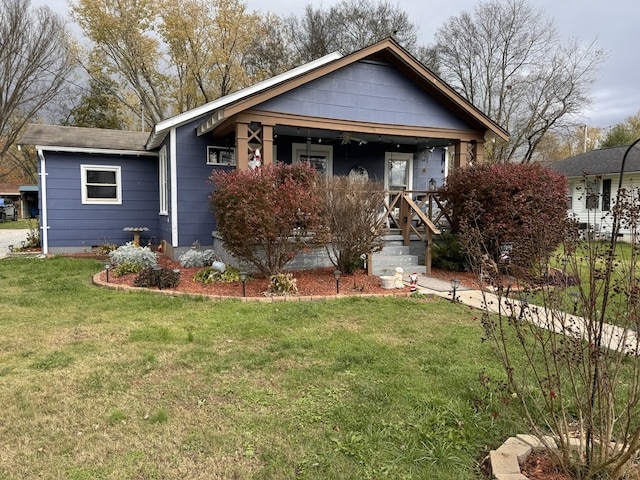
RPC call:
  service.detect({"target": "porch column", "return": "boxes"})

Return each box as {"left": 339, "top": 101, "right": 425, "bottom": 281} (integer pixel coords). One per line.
{"left": 426, "top": 230, "right": 433, "bottom": 275}
{"left": 453, "top": 141, "right": 468, "bottom": 170}
{"left": 236, "top": 122, "right": 249, "bottom": 171}
{"left": 262, "top": 124, "right": 274, "bottom": 166}
{"left": 475, "top": 141, "right": 484, "bottom": 164}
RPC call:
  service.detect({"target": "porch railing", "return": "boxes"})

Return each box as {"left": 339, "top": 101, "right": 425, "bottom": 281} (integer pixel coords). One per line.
{"left": 381, "top": 190, "right": 452, "bottom": 273}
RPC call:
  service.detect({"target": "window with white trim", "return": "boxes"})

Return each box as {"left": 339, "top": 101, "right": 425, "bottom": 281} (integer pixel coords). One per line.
{"left": 207, "top": 146, "right": 236, "bottom": 166}
{"left": 159, "top": 146, "right": 168, "bottom": 214}
{"left": 81, "top": 165, "right": 121, "bottom": 204}
{"left": 292, "top": 143, "right": 333, "bottom": 177}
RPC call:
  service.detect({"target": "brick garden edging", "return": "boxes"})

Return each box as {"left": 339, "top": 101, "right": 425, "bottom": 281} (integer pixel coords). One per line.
{"left": 92, "top": 272, "right": 431, "bottom": 302}
{"left": 490, "top": 434, "right": 558, "bottom": 479}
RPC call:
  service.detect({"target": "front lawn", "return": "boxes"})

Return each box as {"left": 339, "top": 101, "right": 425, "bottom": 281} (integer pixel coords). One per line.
{"left": 0, "top": 256, "right": 514, "bottom": 479}
{"left": 0, "top": 217, "right": 31, "bottom": 229}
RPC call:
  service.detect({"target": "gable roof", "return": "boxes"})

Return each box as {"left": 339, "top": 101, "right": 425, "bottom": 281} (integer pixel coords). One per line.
{"left": 147, "top": 37, "right": 508, "bottom": 149}
{"left": 145, "top": 51, "right": 343, "bottom": 150}
{"left": 552, "top": 145, "right": 640, "bottom": 178}
{"left": 19, "top": 124, "right": 151, "bottom": 154}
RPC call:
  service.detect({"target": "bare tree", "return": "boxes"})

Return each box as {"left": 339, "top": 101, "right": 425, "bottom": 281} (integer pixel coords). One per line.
{"left": 0, "top": 0, "right": 74, "bottom": 174}
{"left": 433, "top": 0, "right": 604, "bottom": 163}
{"left": 286, "top": 0, "right": 418, "bottom": 63}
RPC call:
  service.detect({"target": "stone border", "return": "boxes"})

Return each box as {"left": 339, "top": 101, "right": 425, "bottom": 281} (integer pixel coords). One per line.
{"left": 490, "top": 434, "right": 558, "bottom": 479}
{"left": 92, "top": 272, "right": 434, "bottom": 302}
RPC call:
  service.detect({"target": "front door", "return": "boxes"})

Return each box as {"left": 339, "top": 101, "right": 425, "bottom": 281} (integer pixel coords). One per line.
{"left": 384, "top": 152, "right": 413, "bottom": 191}
{"left": 384, "top": 152, "right": 413, "bottom": 227}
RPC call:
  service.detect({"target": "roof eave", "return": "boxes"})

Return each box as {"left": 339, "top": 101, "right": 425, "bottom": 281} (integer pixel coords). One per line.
{"left": 145, "top": 51, "right": 344, "bottom": 150}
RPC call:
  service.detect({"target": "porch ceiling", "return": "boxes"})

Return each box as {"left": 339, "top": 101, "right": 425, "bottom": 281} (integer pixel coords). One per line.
{"left": 273, "top": 125, "right": 454, "bottom": 148}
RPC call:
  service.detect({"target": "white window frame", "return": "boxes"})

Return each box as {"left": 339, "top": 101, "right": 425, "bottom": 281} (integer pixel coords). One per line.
{"left": 81, "top": 164, "right": 122, "bottom": 205}
{"left": 207, "top": 145, "right": 236, "bottom": 166}
{"left": 292, "top": 143, "right": 333, "bottom": 177}
{"left": 159, "top": 146, "right": 168, "bottom": 215}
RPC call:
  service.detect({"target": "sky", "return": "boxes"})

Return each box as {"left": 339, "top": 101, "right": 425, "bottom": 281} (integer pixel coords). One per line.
{"left": 36, "top": 0, "right": 640, "bottom": 129}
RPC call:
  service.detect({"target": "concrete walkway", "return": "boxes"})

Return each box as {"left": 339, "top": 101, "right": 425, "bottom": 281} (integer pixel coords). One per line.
{"left": 413, "top": 273, "right": 640, "bottom": 356}
{"left": 412, "top": 274, "right": 640, "bottom": 478}
{"left": 0, "top": 229, "right": 28, "bottom": 259}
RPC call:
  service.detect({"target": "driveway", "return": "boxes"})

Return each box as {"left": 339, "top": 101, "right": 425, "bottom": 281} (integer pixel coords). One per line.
{"left": 0, "top": 229, "right": 29, "bottom": 258}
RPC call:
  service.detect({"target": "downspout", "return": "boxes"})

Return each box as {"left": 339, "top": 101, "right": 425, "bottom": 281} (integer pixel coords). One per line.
{"left": 170, "top": 128, "right": 178, "bottom": 247}
{"left": 37, "top": 149, "right": 49, "bottom": 255}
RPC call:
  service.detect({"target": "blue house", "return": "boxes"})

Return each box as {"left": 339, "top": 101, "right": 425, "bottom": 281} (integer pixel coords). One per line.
{"left": 19, "top": 38, "right": 508, "bottom": 266}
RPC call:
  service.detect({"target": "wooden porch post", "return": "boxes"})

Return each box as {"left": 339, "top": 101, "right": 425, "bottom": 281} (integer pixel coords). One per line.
{"left": 236, "top": 122, "right": 249, "bottom": 171}
{"left": 399, "top": 195, "right": 411, "bottom": 246}
{"left": 262, "top": 124, "right": 274, "bottom": 166}
{"left": 425, "top": 230, "right": 432, "bottom": 275}
{"left": 453, "top": 141, "right": 468, "bottom": 170}
{"left": 475, "top": 141, "right": 484, "bottom": 164}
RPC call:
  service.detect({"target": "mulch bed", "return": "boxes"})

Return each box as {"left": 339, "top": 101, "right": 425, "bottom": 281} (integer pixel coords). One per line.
{"left": 87, "top": 254, "right": 479, "bottom": 299}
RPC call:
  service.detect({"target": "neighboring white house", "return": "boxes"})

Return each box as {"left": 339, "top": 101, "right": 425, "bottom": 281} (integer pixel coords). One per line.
{"left": 552, "top": 144, "right": 640, "bottom": 242}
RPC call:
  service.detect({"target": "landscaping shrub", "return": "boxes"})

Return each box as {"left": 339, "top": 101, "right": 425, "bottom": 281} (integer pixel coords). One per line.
{"left": 268, "top": 272, "right": 297, "bottom": 295}
{"left": 109, "top": 242, "right": 158, "bottom": 269}
{"left": 440, "top": 163, "right": 569, "bottom": 269}
{"left": 178, "top": 248, "right": 219, "bottom": 268}
{"left": 431, "top": 230, "right": 468, "bottom": 272}
{"left": 210, "top": 162, "right": 326, "bottom": 277}
{"left": 320, "top": 176, "right": 386, "bottom": 274}
{"left": 112, "top": 261, "right": 142, "bottom": 277}
{"left": 193, "top": 265, "right": 245, "bottom": 284}
{"left": 134, "top": 267, "right": 180, "bottom": 289}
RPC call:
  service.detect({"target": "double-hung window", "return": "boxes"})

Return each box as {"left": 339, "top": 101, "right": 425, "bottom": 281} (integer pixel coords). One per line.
{"left": 81, "top": 165, "right": 122, "bottom": 204}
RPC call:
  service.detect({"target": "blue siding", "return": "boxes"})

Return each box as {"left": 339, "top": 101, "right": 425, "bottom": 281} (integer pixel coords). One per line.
{"left": 256, "top": 60, "right": 472, "bottom": 130}
{"left": 174, "top": 119, "right": 223, "bottom": 247}
{"left": 43, "top": 152, "right": 160, "bottom": 248}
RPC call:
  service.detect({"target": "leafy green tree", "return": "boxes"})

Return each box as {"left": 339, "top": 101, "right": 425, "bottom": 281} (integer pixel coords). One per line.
{"left": 70, "top": 0, "right": 170, "bottom": 124}
{"left": 210, "top": 163, "right": 326, "bottom": 277}
{"left": 440, "top": 162, "right": 569, "bottom": 269}
{"left": 601, "top": 112, "right": 640, "bottom": 147}
{"left": 62, "top": 76, "right": 125, "bottom": 129}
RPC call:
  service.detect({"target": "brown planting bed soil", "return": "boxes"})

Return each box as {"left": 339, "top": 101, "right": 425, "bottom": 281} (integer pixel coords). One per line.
{"left": 91, "top": 255, "right": 479, "bottom": 298}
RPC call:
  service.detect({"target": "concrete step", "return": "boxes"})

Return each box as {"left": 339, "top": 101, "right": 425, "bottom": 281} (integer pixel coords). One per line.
{"left": 372, "top": 254, "right": 421, "bottom": 267}
{"left": 377, "top": 245, "right": 411, "bottom": 256}
{"left": 371, "top": 265, "right": 427, "bottom": 276}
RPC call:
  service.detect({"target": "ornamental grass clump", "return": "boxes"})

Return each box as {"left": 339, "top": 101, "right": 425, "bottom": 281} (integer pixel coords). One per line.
{"left": 268, "top": 273, "right": 297, "bottom": 295}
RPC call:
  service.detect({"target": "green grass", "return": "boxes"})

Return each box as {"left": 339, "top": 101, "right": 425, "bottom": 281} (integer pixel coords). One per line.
{"left": 0, "top": 256, "right": 515, "bottom": 479}
{"left": 0, "top": 217, "right": 31, "bottom": 229}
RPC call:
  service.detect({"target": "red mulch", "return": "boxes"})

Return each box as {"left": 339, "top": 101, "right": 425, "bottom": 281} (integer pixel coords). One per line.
{"left": 89, "top": 254, "right": 479, "bottom": 298}
{"left": 519, "top": 453, "right": 574, "bottom": 480}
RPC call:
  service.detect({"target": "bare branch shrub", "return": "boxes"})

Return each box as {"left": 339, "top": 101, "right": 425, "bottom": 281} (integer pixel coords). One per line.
{"left": 320, "top": 176, "right": 386, "bottom": 274}
{"left": 465, "top": 182, "right": 640, "bottom": 478}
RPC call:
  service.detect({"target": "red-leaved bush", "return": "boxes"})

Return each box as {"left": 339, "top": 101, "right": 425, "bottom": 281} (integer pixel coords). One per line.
{"left": 209, "top": 163, "right": 326, "bottom": 277}
{"left": 439, "top": 163, "right": 569, "bottom": 268}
